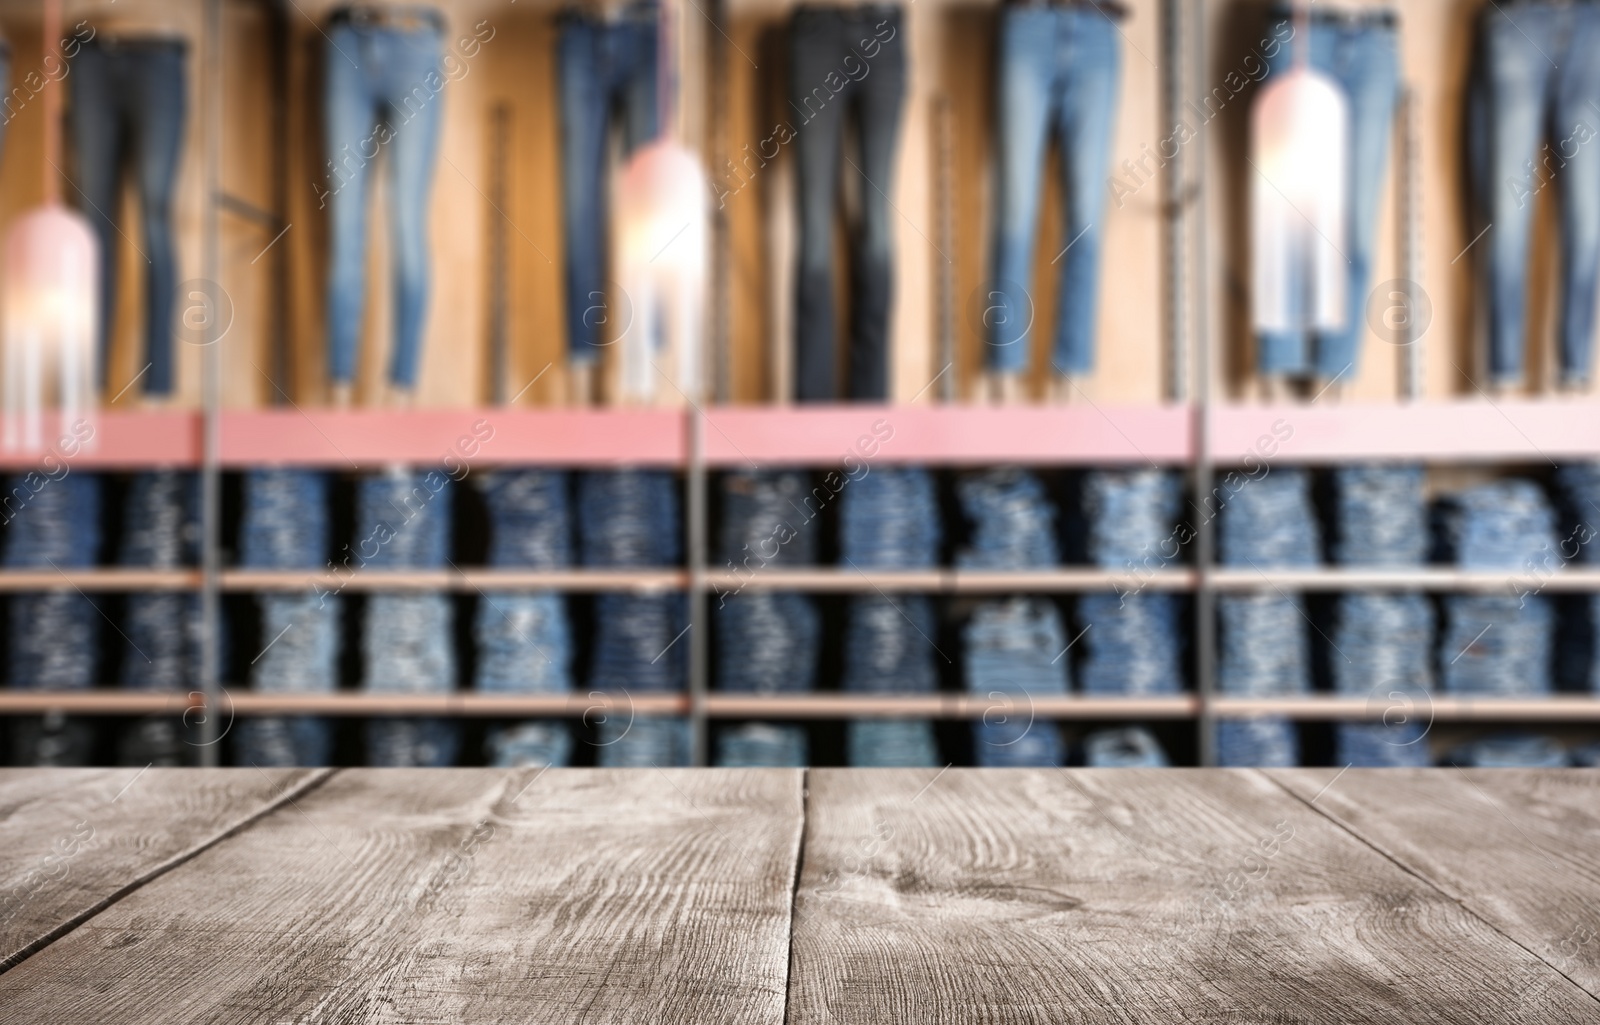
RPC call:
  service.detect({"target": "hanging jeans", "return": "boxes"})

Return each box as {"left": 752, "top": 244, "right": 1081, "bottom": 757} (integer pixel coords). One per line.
{"left": 324, "top": 13, "right": 444, "bottom": 389}
{"left": 1469, "top": 1, "right": 1600, "bottom": 385}
{"left": 1258, "top": 8, "right": 1398, "bottom": 379}
{"left": 558, "top": 6, "right": 658, "bottom": 363}
{"left": 987, "top": 4, "right": 1120, "bottom": 376}
{"left": 790, "top": 5, "right": 906, "bottom": 401}
{"left": 234, "top": 470, "right": 337, "bottom": 767}
{"left": 68, "top": 39, "right": 187, "bottom": 396}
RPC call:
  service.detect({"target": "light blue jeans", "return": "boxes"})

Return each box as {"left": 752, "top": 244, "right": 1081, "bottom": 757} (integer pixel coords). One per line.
{"left": 324, "top": 18, "right": 444, "bottom": 389}
{"left": 987, "top": 5, "right": 1120, "bottom": 375}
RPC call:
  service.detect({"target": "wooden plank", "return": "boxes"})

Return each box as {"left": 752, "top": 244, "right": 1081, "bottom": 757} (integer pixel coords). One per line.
{"left": 0, "top": 768, "right": 804, "bottom": 1024}
{"left": 0, "top": 767, "right": 328, "bottom": 971}
{"left": 1268, "top": 768, "right": 1600, "bottom": 1001}
{"left": 788, "top": 768, "right": 1600, "bottom": 1023}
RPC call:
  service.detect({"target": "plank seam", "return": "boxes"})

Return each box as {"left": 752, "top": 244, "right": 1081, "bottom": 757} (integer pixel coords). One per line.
{"left": 782, "top": 768, "right": 809, "bottom": 1025}
{"left": 1260, "top": 769, "right": 1600, "bottom": 1009}
{"left": 0, "top": 767, "right": 340, "bottom": 976}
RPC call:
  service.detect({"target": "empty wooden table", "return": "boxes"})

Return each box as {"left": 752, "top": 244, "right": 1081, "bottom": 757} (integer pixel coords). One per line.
{"left": 1, "top": 768, "right": 1597, "bottom": 1022}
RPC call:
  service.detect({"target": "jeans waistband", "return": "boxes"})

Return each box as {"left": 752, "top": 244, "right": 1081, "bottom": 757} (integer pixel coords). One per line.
{"left": 328, "top": 5, "right": 445, "bottom": 34}
{"left": 1269, "top": 4, "right": 1399, "bottom": 28}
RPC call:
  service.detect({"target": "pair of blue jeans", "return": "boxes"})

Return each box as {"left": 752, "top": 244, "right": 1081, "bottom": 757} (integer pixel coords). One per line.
{"left": 791, "top": 5, "right": 906, "bottom": 401}
{"left": 68, "top": 39, "right": 187, "bottom": 395}
{"left": 1084, "top": 727, "right": 1170, "bottom": 767}
{"left": 1469, "top": 1, "right": 1600, "bottom": 385}
{"left": 235, "top": 470, "right": 337, "bottom": 768}
{"left": 987, "top": 5, "right": 1120, "bottom": 375}
{"left": 955, "top": 468, "right": 1059, "bottom": 569}
{"left": 965, "top": 598, "right": 1068, "bottom": 767}
{"left": 324, "top": 15, "right": 444, "bottom": 389}
{"left": 1258, "top": 9, "right": 1398, "bottom": 379}
{"left": 558, "top": 5, "right": 658, "bottom": 363}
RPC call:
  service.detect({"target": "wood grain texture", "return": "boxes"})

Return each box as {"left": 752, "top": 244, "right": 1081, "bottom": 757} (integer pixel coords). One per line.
{"left": 787, "top": 768, "right": 1600, "bottom": 1024}
{"left": 0, "top": 767, "right": 329, "bottom": 971}
{"left": 0, "top": 768, "right": 804, "bottom": 1024}
{"left": 1269, "top": 768, "right": 1600, "bottom": 1001}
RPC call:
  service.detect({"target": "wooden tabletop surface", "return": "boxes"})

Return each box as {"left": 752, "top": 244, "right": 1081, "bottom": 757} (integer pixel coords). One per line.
{"left": 1, "top": 767, "right": 1597, "bottom": 1023}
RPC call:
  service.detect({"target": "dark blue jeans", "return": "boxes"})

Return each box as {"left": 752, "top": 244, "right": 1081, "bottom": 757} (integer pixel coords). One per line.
{"left": 68, "top": 39, "right": 187, "bottom": 395}
{"left": 1259, "top": 10, "right": 1398, "bottom": 379}
{"left": 324, "top": 17, "right": 444, "bottom": 389}
{"left": 558, "top": 6, "right": 658, "bottom": 363}
{"left": 1469, "top": 1, "right": 1600, "bottom": 385}
{"left": 790, "top": 5, "right": 906, "bottom": 401}
{"left": 987, "top": 5, "right": 1119, "bottom": 375}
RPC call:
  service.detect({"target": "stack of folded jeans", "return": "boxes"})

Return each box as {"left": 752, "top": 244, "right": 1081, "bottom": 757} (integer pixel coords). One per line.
{"left": 1084, "top": 726, "right": 1170, "bottom": 767}
{"left": 955, "top": 468, "right": 1059, "bottom": 568}
{"left": 476, "top": 470, "right": 574, "bottom": 769}
{"left": 233, "top": 470, "right": 337, "bottom": 767}
{"left": 1438, "top": 480, "right": 1556, "bottom": 696}
{"left": 965, "top": 598, "right": 1067, "bottom": 766}
{"left": 117, "top": 471, "right": 199, "bottom": 766}
{"left": 1217, "top": 467, "right": 1319, "bottom": 766}
{"left": 713, "top": 469, "right": 817, "bottom": 767}
{"left": 6, "top": 472, "right": 102, "bottom": 765}
{"left": 1330, "top": 465, "right": 1433, "bottom": 766}
{"left": 1448, "top": 733, "right": 1568, "bottom": 768}
{"left": 1554, "top": 463, "right": 1600, "bottom": 690}
{"left": 841, "top": 467, "right": 940, "bottom": 766}
{"left": 1079, "top": 469, "right": 1185, "bottom": 697}
{"left": 359, "top": 468, "right": 457, "bottom": 767}
{"left": 579, "top": 470, "right": 688, "bottom": 767}
{"left": 955, "top": 468, "right": 1065, "bottom": 766}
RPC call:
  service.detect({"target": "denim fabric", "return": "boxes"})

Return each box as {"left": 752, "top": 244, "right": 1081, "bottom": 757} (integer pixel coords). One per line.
{"left": 1448, "top": 733, "right": 1568, "bottom": 767}
{"left": 578, "top": 470, "right": 680, "bottom": 567}
{"left": 1468, "top": 2, "right": 1600, "bottom": 385}
{"left": 597, "top": 715, "right": 691, "bottom": 767}
{"left": 1219, "top": 592, "right": 1310, "bottom": 696}
{"left": 1219, "top": 468, "right": 1321, "bottom": 568}
{"left": 478, "top": 470, "right": 574, "bottom": 767}
{"left": 1439, "top": 479, "right": 1557, "bottom": 569}
{"left": 965, "top": 598, "right": 1068, "bottom": 767}
{"left": 237, "top": 471, "right": 334, "bottom": 767}
{"left": 847, "top": 719, "right": 940, "bottom": 767}
{"left": 720, "top": 470, "right": 818, "bottom": 567}
{"left": 839, "top": 466, "right": 939, "bottom": 567}
{"left": 1077, "top": 593, "right": 1185, "bottom": 695}
{"left": 480, "top": 470, "right": 573, "bottom": 569}
{"left": 955, "top": 468, "right": 1059, "bottom": 568}
{"left": 324, "top": 19, "right": 444, "bottom": 388}
{"left": 844, "top": 594, "right": 938, "bottom": 696}
{"left": 240, "top": 470, "right": 330, "bottom": 569}
{"left": 6, "top": 473, "right": 101, "bottom": 766}
{"left": 1337, "top": 722, "right": 1431, "bottom": 767}
{"left": 791, "top": 5, "right": 906, "bottom": 401}
{"left": 120, "top": 474, "right": 199, "bottom": 722}
{"left": 235, "top": 593, "right": 339, "bottom": 767}
{"left": 590, "top": 593, "right": 687, "bottom": 694}
{"left": 1572, "top": 741, "right": 1600, "bottom": 767}
{"left": 1331, "top": 592, "right": 1433, "bottom": 695}
{"left": 1258, "top": 12, "right": 1398, "bottom": 378}
{"left": 1217, "top": 717, "right": 1299, "bottom": 767}
{"left": 1439, "top": 594, "right": 1552, "bottom": 695}
{"left": 716, "top": 722, "right": 808, "bottom": 767}
{"left": 68, "top": 39, "right": 186, "bottom": 395}
{"left": 1083, "top": 469, "right": 1182, "bottom": 568}
{"left": 987, "top": 4, "right": 1120, "bottom": 375}
{"left": 355, "top": 469, "right": 453, "bottom": 569}
{"left": 1330, "top": 465, "right": 1427, "bottom": 565}
{"left": 1084, "top": 726, "right": 1170, "bottom": 767}
{"left": 716, "top": 591, "right": 819, "bottom": 693}
{"left": 357, "top": 470, "right": 455, "bottom": 766}
{"left": 1554, "top": 464, "right": 1600, "bottom": 689}
{"left": 558, "top": 5, "right": 658, "bottom": 362}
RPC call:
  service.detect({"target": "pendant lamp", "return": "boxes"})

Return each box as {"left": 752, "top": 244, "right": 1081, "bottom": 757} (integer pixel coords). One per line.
{"left": 1250, "top": 4, "right": 1348, "bottom": 338}
{"left": 613, "top": 0, "right": 708, "bottom": 405}
{"left": 4, "top": 0, "right": 99, "bottom": 451}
